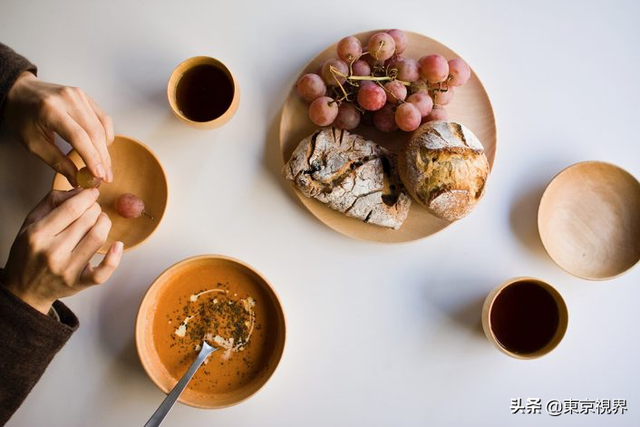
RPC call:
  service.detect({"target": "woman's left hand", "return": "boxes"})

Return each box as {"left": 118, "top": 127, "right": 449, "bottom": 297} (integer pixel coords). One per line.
{"left": 4, "top": 72, "right": 114, "bottom": 186}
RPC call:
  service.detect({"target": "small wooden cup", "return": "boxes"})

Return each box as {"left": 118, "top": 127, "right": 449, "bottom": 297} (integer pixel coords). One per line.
{"left": 167, "top": 56, "right": 240, "bottom": 129}
{"left": 481, "top": 277, "right": 568, "bottom": 360}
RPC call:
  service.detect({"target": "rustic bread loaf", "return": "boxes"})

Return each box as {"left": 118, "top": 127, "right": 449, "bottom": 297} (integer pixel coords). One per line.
{"left": 398, "top": 121, "right": 489, "bottom": 221}
{"left": 283, "top": 127, "right": 411, "bottom": 229}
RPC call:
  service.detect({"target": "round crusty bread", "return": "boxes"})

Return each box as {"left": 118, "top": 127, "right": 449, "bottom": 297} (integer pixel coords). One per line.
{"left": 398, "top": 121, "right": 489, "bottom": 221}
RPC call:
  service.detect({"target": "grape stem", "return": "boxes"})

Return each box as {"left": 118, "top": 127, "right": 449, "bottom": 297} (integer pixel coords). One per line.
{"left": 332, "top": 66, "right": 411, "bottom": 85}
{"left": 143, "top": 210, "right": 154, "bottom": 220}
{"left": 326, "top": 43, "right": 415, "bottom": 109}
{"left": 329, "top": 65, "right": 351, "bottom": 103}
{"left": 372, "top": 40, "right": 385, "bottom": 60}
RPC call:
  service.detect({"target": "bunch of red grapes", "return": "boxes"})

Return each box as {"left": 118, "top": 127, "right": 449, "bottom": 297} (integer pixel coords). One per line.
{"left": 296, "top": 29, "right": 471, "bottom": 132}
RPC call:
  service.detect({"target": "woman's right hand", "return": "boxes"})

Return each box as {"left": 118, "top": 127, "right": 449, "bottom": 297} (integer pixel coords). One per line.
{"left": 1, "top": 189, "right": 123, "bottom": 314}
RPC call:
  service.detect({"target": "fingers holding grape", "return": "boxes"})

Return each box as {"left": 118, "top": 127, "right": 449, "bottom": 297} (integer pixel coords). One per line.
{"left": 76, "top": 166, "right": 102, "bottom": 189}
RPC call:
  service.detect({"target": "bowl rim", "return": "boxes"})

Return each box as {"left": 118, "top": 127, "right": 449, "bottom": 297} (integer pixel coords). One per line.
{"left": 134, "top": 254, "right": 287, "bottom": 409}
{"left": 537, "top": 160, "right": 640, "bottom": 281}
{"left": 51, "top": 133, "right": 169, "bottom": 253}
{"left": 278, "top": 29, "right": 498, "bottom": 244}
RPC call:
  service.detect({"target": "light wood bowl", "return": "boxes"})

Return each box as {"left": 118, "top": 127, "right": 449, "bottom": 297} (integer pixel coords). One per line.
{"left": 481, "top": 277, "right": 568, "bottom": 360}
{"left": 135, "top": 255, "right": 286, "bottom": 409}
{"left": 167, "top": 56, "right": 240, "bottom": 129}
{"left": 279, "top": 30, "right": 497, "bottom": 243}
{"left": 538, "top": 161, "right": 640, "bottom": 280}
{"left": 52, "top": 134, "right": 168, "bottom": 253}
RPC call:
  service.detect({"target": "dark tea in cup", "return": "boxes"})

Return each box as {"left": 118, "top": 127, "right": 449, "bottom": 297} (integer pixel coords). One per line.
{"left": 175, "top": 64, "right": 234, "bottom": 122}
{"left": 167, "top": 56, "right": 239, "bottom": 129}
{"left": 482, "top": 277, "right": 568, "bottom": 359}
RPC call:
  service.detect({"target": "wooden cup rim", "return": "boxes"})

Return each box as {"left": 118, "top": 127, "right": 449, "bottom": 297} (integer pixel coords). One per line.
{"left": 166, "top": 56, "right": 240, "bottom": 129}
{"left": 481, "top": 276, "right": 568, "bottom": 360}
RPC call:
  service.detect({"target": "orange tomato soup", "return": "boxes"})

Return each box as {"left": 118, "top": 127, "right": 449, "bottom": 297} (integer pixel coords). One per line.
{"left": 152, "top": 262, "right": 279, "bottom": 394}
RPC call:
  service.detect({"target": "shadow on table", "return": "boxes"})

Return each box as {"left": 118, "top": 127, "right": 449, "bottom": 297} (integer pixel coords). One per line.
{"left": 0, "top": 129, "right": 54, "bottom": 263}
{"left": 0, "top": 129, "right": 54, "bottom": 211}
{"left": 262, "top": 111, "right": 301, "bottom": 207}
{"left": 96, "top": 272, "right": 153, "bottom": 380}
{"left": 422, "top": 276, "right": 495, "bottom": 341}
{"left": 508, "top": 158, "right": 574, "bottom": 260}
{"left": 107, "top": 39, "right": 182, "bottom": 115}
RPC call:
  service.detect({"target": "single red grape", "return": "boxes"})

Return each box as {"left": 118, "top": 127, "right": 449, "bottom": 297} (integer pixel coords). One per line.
{"left": 419, "top": 54, "right": 449, "bottom": 83}
{"left": 407, "top": 92, "right": 433, "bottom": 117}
{"left": 367, "top": 32, "right": 396, "bottom": 61}
{"left": 395, "top": 103, "right": 421, "bottom": 131}
{"left": 334, "top": 103, "right": 361, "bottom": 130}
{"left": 448, "top": 58, "right": 471, "bottom": 86}
{"left": 357, "top": 83, "right": 387, "bottom": 111}
{"left": 296, "top": 73, "right": 326, "bottom": 102}
{"left": 384, "top": 80, "right": 407, "bottom": 103}
{"left": 116, "top": 193, "right": 145, "bottom": 219}
{"left": 337, "top": 36, "right": 363, "bottom": 63}
{"left": 309, "top": 96, "right": 339, "bottom": 126}
{"left": 386, "top": 29, "right": 408, "bottom": 55}
{"left": 373, "top": 103, "right": 398, "bottom": 132}
{"left": 352, "top": 60, "right": 371, "bottom": 76}
{"left": 321, "top": 58, "right": 349, "bottom": 86}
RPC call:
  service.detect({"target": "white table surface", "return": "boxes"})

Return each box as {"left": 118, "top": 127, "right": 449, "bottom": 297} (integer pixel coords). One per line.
{"left": 1, "top": 0, "right": 639, "bottom": 426}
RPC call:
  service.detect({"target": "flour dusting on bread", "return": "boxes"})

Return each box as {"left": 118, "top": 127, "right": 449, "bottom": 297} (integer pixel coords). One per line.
{"left": 283, "top": 127, "right": 411, "bottom": 229}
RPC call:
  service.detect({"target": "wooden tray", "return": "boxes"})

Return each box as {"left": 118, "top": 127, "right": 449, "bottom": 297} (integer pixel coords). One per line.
{"left": 279, "top": 30, "right": 497, "bottom": 243}
{"left": 52, "top": 135, "right": 168, "bottom": 253}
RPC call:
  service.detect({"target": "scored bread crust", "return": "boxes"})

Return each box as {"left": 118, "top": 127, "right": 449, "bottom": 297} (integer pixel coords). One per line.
{"left": 283, "top": 127, "right": 411, "bottom": 230}
{"left": 398, "top": 121, "right": 489, "bottom": 221}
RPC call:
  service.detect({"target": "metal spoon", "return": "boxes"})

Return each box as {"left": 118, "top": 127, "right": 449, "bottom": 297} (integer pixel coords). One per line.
{"left": 144, "top": 341, "right": 218, "bottom": 427}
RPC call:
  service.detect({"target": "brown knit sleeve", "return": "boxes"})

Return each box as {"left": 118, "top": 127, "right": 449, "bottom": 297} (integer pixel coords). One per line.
{"left": 0, "top": 279, "right": 78, "bottom": 425}
{"left": 0, "top": 43, "right": 38, "bottom": 122}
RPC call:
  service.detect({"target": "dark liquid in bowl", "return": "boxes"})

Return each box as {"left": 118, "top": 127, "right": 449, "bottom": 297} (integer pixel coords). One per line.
{"left": 490, "top": 281, "right": 560, "bottom": 354}
{"left": 175, "top": 64, "right": 234, "bottom": 122}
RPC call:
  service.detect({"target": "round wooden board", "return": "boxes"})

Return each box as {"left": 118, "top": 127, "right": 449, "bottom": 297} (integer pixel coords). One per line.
{"left": 52, "top": 134, "right": 168, "bottom": 253}
{"left": 279, "top": 30, "right": 497, "bottom": 243}
{"left": 538, "top": 161, "right": 640, "bottom": 280}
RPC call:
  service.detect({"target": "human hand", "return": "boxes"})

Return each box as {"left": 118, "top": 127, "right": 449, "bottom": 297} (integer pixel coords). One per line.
{"left": 1, "top": 189, "right": 123, "bottom": 314}
{"left": 3, "top": 72, "right": 114, "bottom": 186}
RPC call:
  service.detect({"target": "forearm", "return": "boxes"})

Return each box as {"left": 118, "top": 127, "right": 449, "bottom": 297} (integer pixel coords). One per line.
{"left": 0, "top": 271, "right": 78, "bottom": 426}
{"left": 0, "top": 43, "right": 37, "bottom": 122}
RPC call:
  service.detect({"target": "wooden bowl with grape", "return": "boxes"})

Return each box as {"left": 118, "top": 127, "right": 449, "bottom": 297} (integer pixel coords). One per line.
{"left": 280, "top": 30, "right": 497, "bottom": 243}
{"left": 52, "top": 134, "right": 168, "bottom": 253}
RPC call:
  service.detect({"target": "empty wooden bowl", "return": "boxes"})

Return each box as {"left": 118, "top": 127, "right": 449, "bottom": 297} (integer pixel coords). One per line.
{"left": 52, "top": 134, "right": 168, "bottom": 253}
{"left": 136, "top": 255, "right": 286, "bottom": 409}
{"left": 538, "top": 161, "right": 640, "bottom": 280}
{"left": 280, "top": 30, "right": 497, "bottom": 243}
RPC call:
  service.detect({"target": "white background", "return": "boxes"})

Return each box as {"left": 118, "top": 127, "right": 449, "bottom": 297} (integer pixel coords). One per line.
{"left": 1, "top": 0, "right": 639, "bottom": 426}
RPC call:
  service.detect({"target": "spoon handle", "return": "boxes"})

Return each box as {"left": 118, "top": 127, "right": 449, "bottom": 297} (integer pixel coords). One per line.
{"left": 144, "top": 342, "right": 218, "bottom": 427}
